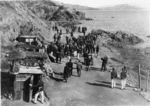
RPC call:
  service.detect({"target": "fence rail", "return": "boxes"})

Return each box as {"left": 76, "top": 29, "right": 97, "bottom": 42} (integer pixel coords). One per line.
{"left": 138, "top": 64, "right": 150, "bottom": 92}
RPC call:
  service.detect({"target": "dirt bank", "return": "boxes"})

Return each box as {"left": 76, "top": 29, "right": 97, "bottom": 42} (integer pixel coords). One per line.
{"left": 91, "top": 29, "right": 150, "bottom": 89}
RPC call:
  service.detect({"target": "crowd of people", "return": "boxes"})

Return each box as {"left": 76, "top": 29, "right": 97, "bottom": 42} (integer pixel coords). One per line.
{"left": 31, "top": 24, "right": 128, "bottom": 104}
{"left": 50, "top": 24, "right": 128, "bottom": 88}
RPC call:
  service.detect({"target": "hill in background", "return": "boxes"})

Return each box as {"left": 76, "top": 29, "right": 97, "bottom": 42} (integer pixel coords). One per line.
{"left": 0, "top": 0, "right": 86, "bottom": 47}
{"left": 0, "top": 0, "right": 86, "bottom": 72}
{"left": 98, "top": 4, "right": 146, "bottom": 11}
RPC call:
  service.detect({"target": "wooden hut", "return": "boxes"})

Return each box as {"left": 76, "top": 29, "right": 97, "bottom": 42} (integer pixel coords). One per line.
{"left": 16, "top": 35, "right": 37, "bottom": 45}
{"left": 6, "top": 51, "right": 49, "bottom": 102}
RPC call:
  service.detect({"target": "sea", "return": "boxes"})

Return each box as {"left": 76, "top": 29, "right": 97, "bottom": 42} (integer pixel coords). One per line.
{"left": 80, "top": 10, "right": 150, "bottom": 48}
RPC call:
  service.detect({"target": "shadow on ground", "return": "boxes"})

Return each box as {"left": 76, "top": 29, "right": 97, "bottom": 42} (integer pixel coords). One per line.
{"left": 51, "top": 77, "right": 64, "bottom": 82}
{"left": 51, "top": 72, "right": 64, "bottom": 82}
{"left": 54, "top": 72, "right": 63, "bottom": 76}
{"left": 86, "top": 82, "right": 111, "bottom": 88}
{"left": 90, "top": 67, "right": 101, "bottom": 71}
{"left": 96, "top": 80, "right": 122, "bottom": 86}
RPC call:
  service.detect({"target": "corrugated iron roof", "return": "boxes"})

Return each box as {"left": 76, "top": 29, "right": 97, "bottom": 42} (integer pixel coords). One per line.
{"left": 19, "top": 35, "right": 37, "bottom": 38}
{"left": 18, "top": 66, "right": 43, "bottom": 74}
{"left": 16, "top": 43, "right": 44, "bottom": 49}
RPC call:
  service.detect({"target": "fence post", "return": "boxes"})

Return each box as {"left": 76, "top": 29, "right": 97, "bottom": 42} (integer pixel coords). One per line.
{"left": 138, "top": 64, "right": 141, "bottom": 90}
{"left": 147, "top": 70, "right": 149, "bottom": 92}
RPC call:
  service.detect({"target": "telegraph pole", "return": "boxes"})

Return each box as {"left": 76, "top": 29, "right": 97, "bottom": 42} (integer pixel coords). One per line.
{"left": 138, "top": 64, "right": 141, "bottom": 90}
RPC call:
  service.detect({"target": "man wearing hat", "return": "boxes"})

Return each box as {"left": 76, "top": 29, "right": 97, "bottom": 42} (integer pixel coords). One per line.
{"left": 76, "top": 60, "right": 82, "bottom": 77}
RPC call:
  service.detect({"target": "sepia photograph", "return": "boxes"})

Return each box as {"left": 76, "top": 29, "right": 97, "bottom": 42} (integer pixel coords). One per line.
{"left": 0, "top": 0, "right": 150, "bottom": 106}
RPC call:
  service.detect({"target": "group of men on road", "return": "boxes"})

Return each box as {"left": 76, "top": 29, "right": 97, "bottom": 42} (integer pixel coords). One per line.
{"left": 48, "top": 25, "right": 99, "bottom": 64}
{"left": 111, "top": 66, "right": 127, "bottom": 89}
{"left": 30, "top": 24, "right": 129, "bottom": 105}
{"left": 63, "top": 59, "right": 82, "bottom": 82}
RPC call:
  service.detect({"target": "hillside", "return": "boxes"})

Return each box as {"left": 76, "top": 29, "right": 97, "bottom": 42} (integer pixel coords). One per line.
{"left": 98, "top": 4, "right": 146, "bottom": 11}
{"left": 64, "top": 4, "right": 98, "bottom": 10}
{"left": 0, "top": 0, "right": 86, "bottom": 47}
{"left": 0, "top": 0, "right": 86, "bottom": 72}
{"left": 0, "top": 1, "right": 51, "bottom": 47}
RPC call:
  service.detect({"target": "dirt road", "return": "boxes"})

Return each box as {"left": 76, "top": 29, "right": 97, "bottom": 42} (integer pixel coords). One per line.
{"left": 47, "top": 56, "right": 150, "bottom": 106}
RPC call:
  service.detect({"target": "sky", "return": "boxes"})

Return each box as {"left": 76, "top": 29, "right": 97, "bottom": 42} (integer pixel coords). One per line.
{"left": 54, "top": 0, "right": 150, "bottom": 10}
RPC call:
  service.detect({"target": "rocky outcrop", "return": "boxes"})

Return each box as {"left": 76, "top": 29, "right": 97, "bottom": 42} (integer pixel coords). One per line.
{"left": 25, "top": 0, "right": 86, "bottom": 21}
{"left": 91, "top": 29, "right": 143, "bottom": 44}
{"left": 24, "top": 0, "right": 59, "bottom": 20}
{"left": 50, "top": 6, "right": 86, "bottom": 21}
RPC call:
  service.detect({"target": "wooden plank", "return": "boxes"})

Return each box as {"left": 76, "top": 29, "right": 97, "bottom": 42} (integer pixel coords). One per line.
{"left": 20, "top": 82, "right": 24, "bottom": 101}
{"left": 16, "top": 74, "right": 31, "bottom": 81}
{"left": 29, "top": 75, "right": 33, "bottom": 102}
{"left": 19, "top": 66, "right": 43, "bottom": 74}
{"left": 14, "top": 80, "right": 22, "bottom": 100}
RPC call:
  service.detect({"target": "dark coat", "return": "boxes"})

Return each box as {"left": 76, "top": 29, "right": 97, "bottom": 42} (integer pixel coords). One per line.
{"left": 68, "top": 61, "right": 73, "bottom": 69}
{"left": 86, "top": 58, "right": 91, "bottom": 66}
{"left": 96, "top": 46, "right": 99, "bottom": 53}
{"left": 33, "top": 79, "right": 44, "bottom": 92}
{"left": 120, "top": 71, "right": 127, "bottom": 79}
{"left": 111, "top": 71, "right": 117, "bottom": 79}
{"left": 84, "top": 52, "right": 88, "bottom": 58}
{"left": 63, "top": 65, "right": 69, "bottom": 78}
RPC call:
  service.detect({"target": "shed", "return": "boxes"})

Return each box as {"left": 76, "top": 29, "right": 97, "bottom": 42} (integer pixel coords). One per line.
{"left": 16, "top": 35, "right": 37, "bottom": 45}
{"left": 6, "top": 51, "right": 48, "bottom": 102}
{"left": 13, "top": 65, "right": 43, "bottom": 102}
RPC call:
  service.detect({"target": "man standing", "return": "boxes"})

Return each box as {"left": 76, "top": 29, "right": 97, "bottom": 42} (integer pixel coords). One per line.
{"left": 68, "top": 59, "right": 73, "bottom": 77}
{"left": 83, "top": 51, "right": 88, "bottom": 65}
{"left": 82, "top": 27, "right": 85, "bottom": 35}
{"left": 111, "top": 68, "right": 117, "bottom": 88}
{"left": 29, "top": 76, "right": 44, "bottom": 104}
{"left": 101, "top": 55, "right": 108, "bottom": 71}
{"left": 53, "top": 34, "right": 57, "bottom": 42}
{"left": 120, "top": 67, "right": 127, "bottom": 89}
{"left": 70, "top": 31, "right": 74, "bottom": 37}
{"left": 57, "top": 44, "right": 62, "bottom": 63}
{"left": 78, "top": 26, "right": 81, "bottom": 33}
{"left": 76, "top": 60, "right": 82, "bottom": 77}
{"left": 86, "top": 57, "right": 91, "bottom": 71}
{"left": 63, "top": 63, "right": 69, "bottom": 82}
{"left": 96, "top": 45, "right": 99, "bottom": 57}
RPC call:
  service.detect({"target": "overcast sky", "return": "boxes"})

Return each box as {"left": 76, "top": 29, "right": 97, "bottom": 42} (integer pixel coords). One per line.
{"left": 54, "top": 0, "right": 150, "bottom": 10}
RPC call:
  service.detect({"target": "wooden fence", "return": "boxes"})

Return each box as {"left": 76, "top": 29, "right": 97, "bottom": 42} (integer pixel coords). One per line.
{"left": 138, "top": 64, "right": 150, "bottom": 92}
